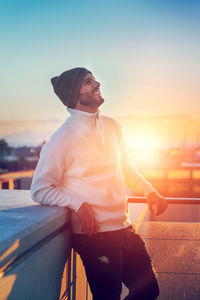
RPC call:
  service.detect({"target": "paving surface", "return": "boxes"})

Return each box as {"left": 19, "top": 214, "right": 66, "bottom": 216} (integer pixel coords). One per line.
{"left": 136, "top": 222, "right": 200, "bottom": 300}
{"left": 129, "top": 202, "right": 200, "bottom": 223}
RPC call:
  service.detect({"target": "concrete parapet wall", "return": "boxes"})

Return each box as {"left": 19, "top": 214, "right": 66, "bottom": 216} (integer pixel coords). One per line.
{"left": 0, "top": 190, "right": 71, "bottom": 300}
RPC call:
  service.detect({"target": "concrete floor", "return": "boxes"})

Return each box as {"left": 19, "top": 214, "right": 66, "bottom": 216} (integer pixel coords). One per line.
{"left": 121, "top": 222, "right": 200, "bottom": 300}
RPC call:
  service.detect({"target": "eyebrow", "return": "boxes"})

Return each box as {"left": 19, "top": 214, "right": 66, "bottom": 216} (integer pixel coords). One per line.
{"left": 82, "top": 76, "right": 95, "bottom": 84}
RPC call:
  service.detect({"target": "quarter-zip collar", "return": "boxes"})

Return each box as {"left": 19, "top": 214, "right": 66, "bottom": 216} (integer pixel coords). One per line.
{"left": 67, "top": 107, "right": 100, "bottom": 122}
{"left": 67, "top": 107, "right": 103, "bottom": 152}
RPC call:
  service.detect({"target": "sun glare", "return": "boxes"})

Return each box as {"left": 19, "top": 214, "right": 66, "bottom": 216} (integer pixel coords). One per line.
{"left": 124, "top": 129, "right": 163, "bottom": 166}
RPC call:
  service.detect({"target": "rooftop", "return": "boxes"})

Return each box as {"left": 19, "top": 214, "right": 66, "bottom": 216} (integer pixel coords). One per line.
{"left": 0, "top": 190, "right": 199, "bottom": 300}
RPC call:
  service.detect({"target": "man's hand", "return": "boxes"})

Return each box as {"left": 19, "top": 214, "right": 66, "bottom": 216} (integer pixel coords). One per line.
{"left": 77, "top": 202, "right": 98, "bottom": 236}
{"left": 147, "top": 192, "right": 168, "bottom": 216}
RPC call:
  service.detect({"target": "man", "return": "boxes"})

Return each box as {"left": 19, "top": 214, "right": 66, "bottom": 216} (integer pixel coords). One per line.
{"left": 31, "top": 67, "right": 168, "bottom": 300}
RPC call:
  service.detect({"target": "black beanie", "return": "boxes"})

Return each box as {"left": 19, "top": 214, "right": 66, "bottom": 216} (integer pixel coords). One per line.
{"left": 51, "top": 67, "right": 91, "bottom": 108}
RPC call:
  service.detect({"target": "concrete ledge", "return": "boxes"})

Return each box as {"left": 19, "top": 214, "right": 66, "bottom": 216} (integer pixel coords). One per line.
{"left": 0, "top": 190, "right": 72, "bottom": 300}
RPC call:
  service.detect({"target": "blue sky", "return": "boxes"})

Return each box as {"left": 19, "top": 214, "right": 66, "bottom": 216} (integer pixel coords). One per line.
{"left": 0, "top": 0, "right": 200, "bottom": 127}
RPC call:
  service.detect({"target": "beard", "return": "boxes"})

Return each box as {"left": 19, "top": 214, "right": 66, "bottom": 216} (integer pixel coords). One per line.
{"left": 79, "top": 92, "right": 104, "bottom": 108}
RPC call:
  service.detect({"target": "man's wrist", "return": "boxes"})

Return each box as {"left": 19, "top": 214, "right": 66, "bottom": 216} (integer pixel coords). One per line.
{"left": 147, "top": 191, "right": 159, "bottom": 200}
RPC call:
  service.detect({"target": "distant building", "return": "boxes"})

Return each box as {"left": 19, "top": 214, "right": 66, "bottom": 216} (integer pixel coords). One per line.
{"left": 0, "top": 139, "right": 9, "bottom": 159}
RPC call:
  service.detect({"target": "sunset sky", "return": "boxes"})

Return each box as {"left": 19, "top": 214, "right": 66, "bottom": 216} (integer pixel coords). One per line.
{"left": 0, "top": 0, "right": 200, "bottom": 145}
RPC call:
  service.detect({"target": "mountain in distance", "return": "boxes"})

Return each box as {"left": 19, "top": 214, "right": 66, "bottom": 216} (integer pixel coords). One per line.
{"left": 0, "top": 130, "right": 51, "bottom": 147}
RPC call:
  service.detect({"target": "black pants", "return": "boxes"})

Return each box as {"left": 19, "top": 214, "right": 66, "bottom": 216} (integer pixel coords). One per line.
{"left": 72, "top": 225, "right": 159, "bottom": 300}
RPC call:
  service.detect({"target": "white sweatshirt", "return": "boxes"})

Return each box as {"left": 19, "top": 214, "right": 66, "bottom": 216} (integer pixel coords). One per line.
{"left": 31, "top": 108, "right": 155, "bottom": 233}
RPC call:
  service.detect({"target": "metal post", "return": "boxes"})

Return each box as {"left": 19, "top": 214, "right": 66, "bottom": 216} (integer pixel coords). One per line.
{"left": 72, "top": 250, "right": 77, "bottom": 300}
{"left": 67, "top": 251, "right": 72, "bottom": 300}
{"left": 8, "top": 179, "right": 14, "bottom": 190}
{"left": 86, "top": 282, "right": 89, "bottom": 300}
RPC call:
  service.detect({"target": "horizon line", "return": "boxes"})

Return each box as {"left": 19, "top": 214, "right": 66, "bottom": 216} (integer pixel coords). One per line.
{"left": 1, "top": 113, "right": 200, "bottom": 124}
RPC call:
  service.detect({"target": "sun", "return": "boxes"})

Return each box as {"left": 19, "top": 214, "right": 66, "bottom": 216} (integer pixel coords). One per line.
{"left": 124, "top": 129, "right": 163, "bottom": 167}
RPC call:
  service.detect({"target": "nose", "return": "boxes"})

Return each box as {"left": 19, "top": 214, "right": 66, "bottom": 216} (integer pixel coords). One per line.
{"left": 94, "top": 80, "right": 100, "bottom": 88}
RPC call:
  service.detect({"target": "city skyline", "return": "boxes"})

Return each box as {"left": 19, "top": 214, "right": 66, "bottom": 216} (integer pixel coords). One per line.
{"left": 1, "top": 114, "right": 200, "bottom": 151}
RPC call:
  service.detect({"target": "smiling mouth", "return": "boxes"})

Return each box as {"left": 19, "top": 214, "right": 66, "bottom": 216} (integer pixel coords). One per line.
{"left": 93, "top": 89, "right": 101, "bottom": 95}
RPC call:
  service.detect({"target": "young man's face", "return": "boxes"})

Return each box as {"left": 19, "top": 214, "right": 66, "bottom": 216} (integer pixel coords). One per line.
{"left": 77, "top": 73, "right": 104, "bottom": 110}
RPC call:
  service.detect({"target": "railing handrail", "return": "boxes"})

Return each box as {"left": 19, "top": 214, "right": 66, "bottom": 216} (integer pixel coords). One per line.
{"left": 0, "top": 170, "right": 34, "bottom": 180}
{"left": 128, "top": 196, "right": 200, "bottom": 205}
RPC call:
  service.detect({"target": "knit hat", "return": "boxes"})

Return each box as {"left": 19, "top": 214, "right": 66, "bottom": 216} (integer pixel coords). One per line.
{"left": 51, "top": 67, "right": 91, "bottom": 108}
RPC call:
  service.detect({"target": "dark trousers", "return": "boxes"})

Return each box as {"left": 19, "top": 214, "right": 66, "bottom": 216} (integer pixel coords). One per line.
{"left": 72, "top": 225, "right": 159, "bottom": 300}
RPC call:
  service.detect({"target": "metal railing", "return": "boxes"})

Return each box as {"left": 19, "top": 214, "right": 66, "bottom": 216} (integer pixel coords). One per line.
{"left": 0, "top": 170, "right": 34, "bottom": 189}
{"left": 128, "top": 196, "right": 200, "bottom": 205}
{"left": 1, "top": 167, "right": 200, "bottom": 194}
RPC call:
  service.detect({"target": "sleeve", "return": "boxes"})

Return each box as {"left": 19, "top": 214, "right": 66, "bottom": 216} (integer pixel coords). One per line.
{"left": 117, "top": 124, "right": 156, "bottom": 196}
{"left": 30, "top": 141, "right": 84, "bottom": 212}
